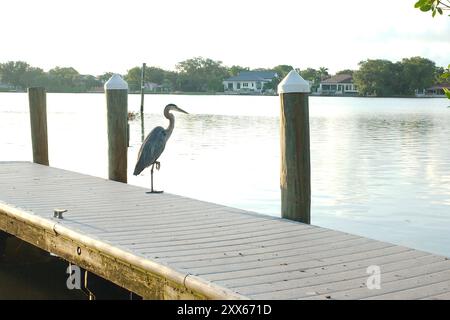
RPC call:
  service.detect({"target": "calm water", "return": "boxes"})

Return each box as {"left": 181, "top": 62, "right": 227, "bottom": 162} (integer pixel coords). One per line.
{"left": 1, "top": 92, "right": 450, "bottom": 257}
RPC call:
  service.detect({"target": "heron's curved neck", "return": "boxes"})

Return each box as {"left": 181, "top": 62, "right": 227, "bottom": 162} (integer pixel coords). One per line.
{"left": 164, "top": 109, "right": 175, "bottom": 138}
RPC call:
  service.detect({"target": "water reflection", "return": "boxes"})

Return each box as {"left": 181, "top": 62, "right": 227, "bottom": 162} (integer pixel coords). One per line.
{"left": 1, "top": 93, "right": 450, "bottom": 257}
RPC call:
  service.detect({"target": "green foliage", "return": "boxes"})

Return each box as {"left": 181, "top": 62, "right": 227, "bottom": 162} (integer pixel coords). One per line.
{"left": 0, "top": 57, "right": 445, "bottom": 95}
{"left": 0, "top": 61, "right": 43, "bottom": 89}
{"left": 317, "top": 67, "right": 330, "bottom": 79}
{"left": 272, "top": 65, "right": 293, "bottom": 79}
{"left": 414, "top": 0, "right": 449, "bottom": 17}
{"left": 445, "top": 88, "right": 450, "bottom": 98}
{"left": 298, "top": 67, "right": 330, "bottom": 92}
{"left": 414, "top": 1, "right": 449, "bottom": 98}
{"left": 441, "top": 65, "right": 450, "bottom": 81}
{"left": 262, "top": 65, "right": 329, "bottom": 92}
{"left": 229, "top": 65, "right": 249, "bottom": 77}
{"left": 400, "top": 56, "right": 437, "bottom": 94}
{"left": 124, "top": 66, "right": 175, "bottom": 91}
{"left": 97, "top": 72, "right": 115, "bottom": 83}
{"left": 0, "top": 61, "right": 102, "bottom": 92}
{"left": 46, "top": 67, "right": 102, "bottom": 92}
{"left": 354, "top": 57, "right": 438, "bottom": 96}
{"left": 47, "top": 67, "right": 79, "bottom": 91}
{"left": 146, "top": 66, "right": 168, "bottom": 85}
{"left": 437, "top": 65, "right": 450, "bottom": 90}
{"left": 298, "top": 68, "right": 317, "bottom": 81}
{"left": 124, "top": 67, "right": 142, "bottom": 91}
{"left": 353, "top": 59, "right": 399, "bottom": 96}
{"left": 336, "top": 69, "right": 355, "bottom": 76}
{"left": 261, "top": 65, "right": 294, "bottom": 91}
{"left": 175, "top": 57, "right": 229, "bottom": 92}
{"left": 262, "top": 78, "right": 278, "bottom": 91}
{"left": 440, "top": 64, "right": 450, "bottom": 98}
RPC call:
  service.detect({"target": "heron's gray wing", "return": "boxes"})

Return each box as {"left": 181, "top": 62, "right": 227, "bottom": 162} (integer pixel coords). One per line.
{"left": 133, "top": 126, "right": 167, "bottom": 175}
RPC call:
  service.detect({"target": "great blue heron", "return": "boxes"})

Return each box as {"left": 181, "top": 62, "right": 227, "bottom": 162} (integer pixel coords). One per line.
{"left": 133, "top": 103, "right": 188, "bottom": 193}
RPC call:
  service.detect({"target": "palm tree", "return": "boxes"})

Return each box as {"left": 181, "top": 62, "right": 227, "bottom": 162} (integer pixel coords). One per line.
{"left": 318, "top": 67, "right": 329, "bottom": 81}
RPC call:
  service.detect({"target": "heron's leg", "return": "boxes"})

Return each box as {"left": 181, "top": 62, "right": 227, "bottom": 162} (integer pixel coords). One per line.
{"left": 155, "top": 161, "right": 161, "bottom": 170}
{"left": 150, "top": 163, "right": 154, "bottom": 192}
{"left": 146, "top": 163, "right": 163, "bottom": 194}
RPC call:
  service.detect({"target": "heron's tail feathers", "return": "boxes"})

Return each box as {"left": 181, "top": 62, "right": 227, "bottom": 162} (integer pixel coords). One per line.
{"left": 133, "top": 164, "right": 144, "bottom": 176}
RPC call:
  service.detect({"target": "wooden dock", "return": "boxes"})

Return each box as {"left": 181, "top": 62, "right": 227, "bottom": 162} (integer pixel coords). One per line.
{"left": 1, "top": 161, "right": 450, "bottom": 300}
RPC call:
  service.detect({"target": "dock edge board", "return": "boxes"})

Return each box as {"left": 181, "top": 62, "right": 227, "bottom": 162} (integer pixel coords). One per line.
{"left": 0, "top": 201, "right": 248, "bottom": 300}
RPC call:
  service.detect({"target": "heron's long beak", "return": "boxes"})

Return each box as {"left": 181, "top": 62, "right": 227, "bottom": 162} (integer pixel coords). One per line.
{"left": 175, "top": 106, "right": 189, "bottom": 114}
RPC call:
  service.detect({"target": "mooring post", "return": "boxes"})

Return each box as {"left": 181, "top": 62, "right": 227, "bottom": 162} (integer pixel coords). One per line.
{"left": 278, "top": 70, "right": 311, "bottom": 223}
{"left": 105, "top": 74, "right": 128, "bottom": 183}
{"left": 140, "top": 63, "right": 146, "bottom": 142}
{"left": 140, "top": 63, "right": 146, "bottom": 115}
{"left": 28, "top": 87, "right": 49, "bottom": 166}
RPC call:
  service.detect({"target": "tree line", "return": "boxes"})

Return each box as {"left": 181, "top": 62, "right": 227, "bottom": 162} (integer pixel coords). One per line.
{"left": 0, "top": 56, "right": 447, "bottom": 96}
{"left": 354, "top": 57, "right": 447, "bottom": 96}
{"left": 0, "top": 61, "right": 102, "bottom": 93}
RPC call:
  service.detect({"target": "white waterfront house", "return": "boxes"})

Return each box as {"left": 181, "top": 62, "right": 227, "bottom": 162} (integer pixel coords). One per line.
{"left": 223, "top": 71, "right": 278, "bottom": 93}
{"left": 318, "top": 74, "right": 358, "bottom": 95}
{"left": 0, "top": 80, "right": 14, "bottom": 91}
{"left": 144, "top": 82, "right": 161, "bottom": 91}
{"left": 415, "top": 83, "right": 450, "bottom": 97}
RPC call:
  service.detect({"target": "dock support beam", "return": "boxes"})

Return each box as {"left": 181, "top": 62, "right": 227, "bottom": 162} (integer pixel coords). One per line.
{"left": 28, "top": 87, "right": 49, "bottom": 166}
{"left": 105, "top": 74, "right": 128, "bottom": 183}
{"left": 0, "top": 231, "right": 8, "bottom": 260}
{"left": 278, "top": 70, "right": 311, "bottom": 224}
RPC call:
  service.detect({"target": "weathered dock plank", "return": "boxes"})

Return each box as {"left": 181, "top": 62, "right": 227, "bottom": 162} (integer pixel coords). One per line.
{"left": 1, "top": 161, "right": 449, "bottom": 300}
{"left": 238, "top": 255, "right": 448, "bottom": 297}
{"left": 219, "top": 249, "right": 428, "bottom": 288}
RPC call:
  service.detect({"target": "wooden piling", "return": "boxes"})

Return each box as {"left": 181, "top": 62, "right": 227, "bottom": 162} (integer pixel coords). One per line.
{"left": 105, "top": 74, "right": 128, "bottom": 183}
{"left": 140, "top": 63, "right": 146, "bottom": 142}
{"left": 278, "top": 70, "right": 311, "bottom": 223}
{"left": 28, "top": 87, "right": 49, "bottom": 166}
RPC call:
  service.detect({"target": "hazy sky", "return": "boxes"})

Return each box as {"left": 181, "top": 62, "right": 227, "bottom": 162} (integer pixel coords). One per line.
{"left": 1, "top": 0, "right": 449, "bottom": 75}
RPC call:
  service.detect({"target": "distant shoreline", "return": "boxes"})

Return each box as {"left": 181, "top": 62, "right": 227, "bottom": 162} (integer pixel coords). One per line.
{"left": 0, "top": 90, "right": 447, "bottom": 99}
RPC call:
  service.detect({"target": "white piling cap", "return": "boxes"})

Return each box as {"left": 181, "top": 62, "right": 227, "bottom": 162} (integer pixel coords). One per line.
{"left": 278, "top": 70, "right": 310, "bottom": 94}
{"left": 104, "top": 74, "right": 128, "bottom": 90}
